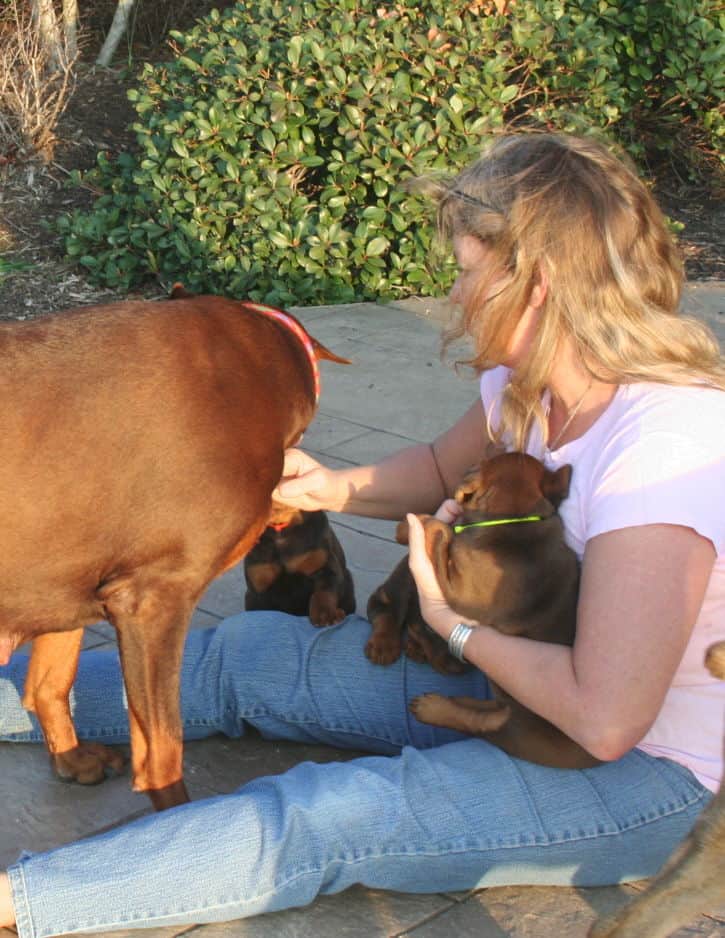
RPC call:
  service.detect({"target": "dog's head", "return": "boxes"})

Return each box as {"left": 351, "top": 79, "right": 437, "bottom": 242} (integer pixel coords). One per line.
{"left": 455, "top": 452, "right": 572, "bottom": 521}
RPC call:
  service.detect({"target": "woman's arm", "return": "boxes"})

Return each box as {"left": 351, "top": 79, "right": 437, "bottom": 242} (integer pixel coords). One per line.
{"left": 407, "top": 517, "right": 716, "bottom": 761}
{"left": 274, "top": 398, "right": 492, "bottom": 520}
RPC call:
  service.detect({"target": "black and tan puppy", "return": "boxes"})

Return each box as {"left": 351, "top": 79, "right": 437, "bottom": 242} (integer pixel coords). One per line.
{"left": 244, "top": 505, "right": 355, "bottom": 626}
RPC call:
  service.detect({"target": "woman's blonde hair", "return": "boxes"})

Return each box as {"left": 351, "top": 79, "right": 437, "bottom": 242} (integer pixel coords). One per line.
{"left": 416, "top": 133, "right": 725, "bottom": 449}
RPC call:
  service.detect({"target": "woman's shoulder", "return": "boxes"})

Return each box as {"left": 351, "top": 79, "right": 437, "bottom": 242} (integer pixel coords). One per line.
{"left": 612, "top": 382, "right": 725, "bottom": 445}
{"left": 575, "top": 382, "right": 725, "bottom": 552}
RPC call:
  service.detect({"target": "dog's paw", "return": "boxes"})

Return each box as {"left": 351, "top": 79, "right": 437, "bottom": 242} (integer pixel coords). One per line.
{"left": 309, "top": 593, "right": 346, "bottom": 627}
{"left": 365, "top": 634, "right": 402, "bottom": 666}
{"left": 404, "top": 632, "right": 427, "bottom": 663}
{"left": 52, "top": 742, "right": 126, "bottom": 785}
{"left": 409, "top": 693, "right": 445, "bottom": 723}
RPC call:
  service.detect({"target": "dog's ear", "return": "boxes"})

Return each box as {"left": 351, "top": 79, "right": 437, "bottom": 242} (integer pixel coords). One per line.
{"left": 454, "top": 465, "right": 484, "bottom": 504}
{"left": 541, "top": 464, "right": 572, "bottom": 508}
{"left": 169, "top": 283, "right": 195, "bottom": 299}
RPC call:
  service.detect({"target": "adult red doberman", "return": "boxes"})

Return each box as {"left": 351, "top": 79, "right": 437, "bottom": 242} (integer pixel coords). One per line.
{"left": 0, "top": 290, "right": 348, "bottom": 810}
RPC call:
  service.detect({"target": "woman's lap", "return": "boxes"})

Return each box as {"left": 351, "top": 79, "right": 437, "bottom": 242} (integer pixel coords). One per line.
{"left": 1, "top": 614, "right": 712, "bottom": 936}
{"left": 0, "top": 613, "right": 492, "bottom": 751}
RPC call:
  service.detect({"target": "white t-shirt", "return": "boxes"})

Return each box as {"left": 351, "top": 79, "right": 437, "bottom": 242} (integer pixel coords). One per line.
{"left": 480, "top": 367, "right": 725, "bottom": 791}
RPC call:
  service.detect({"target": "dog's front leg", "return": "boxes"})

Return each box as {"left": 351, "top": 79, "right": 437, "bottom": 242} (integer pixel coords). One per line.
{"left": 105, "top": 582, "right": 194, "bottom": 811}
{"left": 24, "top": 630, "right": 126, "bottom": 784}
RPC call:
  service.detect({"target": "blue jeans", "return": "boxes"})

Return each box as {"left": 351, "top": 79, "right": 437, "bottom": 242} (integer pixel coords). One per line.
{"left": 0, "top": 613, "right": 710, "bottom": 938}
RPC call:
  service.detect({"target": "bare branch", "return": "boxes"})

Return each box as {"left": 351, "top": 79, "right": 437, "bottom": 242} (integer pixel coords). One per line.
{"left": 62, "top": 0, "right": 80, "bottom": 61}
{"left": 30, "top": 0, "right": 63, "bottom": 70}
{"left": 96, "top": 0, "right": 136, "bottom": 68}
{"left": 0, "top": 0, "right": 77, "bottom": 162}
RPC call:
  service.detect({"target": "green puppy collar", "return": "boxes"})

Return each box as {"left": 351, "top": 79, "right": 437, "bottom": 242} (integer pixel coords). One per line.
{"left": 453, "top": 515, "right": 544, "bottom": 534}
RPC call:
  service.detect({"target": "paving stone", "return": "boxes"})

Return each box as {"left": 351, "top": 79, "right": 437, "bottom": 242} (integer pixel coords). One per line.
{"left": 194, "top": 887, "right": 454, "bottom": 938}
{"left": 182, "top": 733, "right": 365, "bottom": 799}
{"left": 0, "top": 743, "right": 143, "bottom": 868}
{"left": 400, "top": 883, "right": 725, "bottom": 937}
{"left": 301, "top": 413, "right": 381, "bottom": 454}
{"left": 682, "top": 282, "right": 725, "bottom": 344}
{"left": 327, "top": 428, "right": 423, "bottom": 464}
{"left": 196, "top": 564, "right": 248, "bottom": 620}
{"left": 331, "top": 521, "right": 406, "bottom": 613}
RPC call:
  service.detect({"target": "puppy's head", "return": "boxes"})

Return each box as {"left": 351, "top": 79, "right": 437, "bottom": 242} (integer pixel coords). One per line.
{"left": 455, "top": 452, "right": 572, "bottom": 520}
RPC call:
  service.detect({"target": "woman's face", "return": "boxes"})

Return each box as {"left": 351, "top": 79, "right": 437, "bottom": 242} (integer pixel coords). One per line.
{"left": 450, "top": 233, "right": 543, "bottom": 368}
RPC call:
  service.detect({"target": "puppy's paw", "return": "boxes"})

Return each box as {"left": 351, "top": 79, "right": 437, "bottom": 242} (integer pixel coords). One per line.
{"left": 365, "top": 633, "right": 402, "bottom": 666}
{"left": 309, "top": 592, "right": 345, "bottom": 627}
{"left": 409, "top": 693, "right": 446, "bottom": 724}
{"left": 404, "top": 632, "right": 427, "bottom": 664}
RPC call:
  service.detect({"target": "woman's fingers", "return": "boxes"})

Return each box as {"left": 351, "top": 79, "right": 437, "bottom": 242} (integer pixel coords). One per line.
{"left": 406, "top": 514, "right": 445, "bottom": 602}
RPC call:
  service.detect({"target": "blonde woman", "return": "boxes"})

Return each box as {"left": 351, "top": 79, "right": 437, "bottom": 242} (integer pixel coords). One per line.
{"left": 1, "top": 133, "right": 724, "bottom": 935}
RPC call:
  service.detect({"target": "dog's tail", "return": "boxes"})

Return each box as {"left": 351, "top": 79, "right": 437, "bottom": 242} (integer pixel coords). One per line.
{"left": 311, "top": 338, "right": 352, "bottom": 366}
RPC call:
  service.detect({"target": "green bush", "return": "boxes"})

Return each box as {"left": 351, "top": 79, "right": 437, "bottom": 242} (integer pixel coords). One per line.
{"left": 59, "top": 0, "right": 723, "bottom": 304}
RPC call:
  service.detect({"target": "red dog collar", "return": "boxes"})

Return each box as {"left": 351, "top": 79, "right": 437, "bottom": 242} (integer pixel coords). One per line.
{"left": 243, "top": 302, "right": 321, "bottom": 404}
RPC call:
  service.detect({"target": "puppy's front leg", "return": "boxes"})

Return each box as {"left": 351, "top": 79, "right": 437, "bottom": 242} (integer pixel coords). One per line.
{"left": 365, "top": 559, "right": 412, "bottom": 665}
{"left": 308, "top": 557, "right": 347, "bottom": 627}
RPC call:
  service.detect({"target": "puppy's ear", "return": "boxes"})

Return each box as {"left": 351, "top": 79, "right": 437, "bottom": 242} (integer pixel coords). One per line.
{"left": 541, "top": 464, "right": 572, "bottom": 508}
{"left": 395, "top": 520, "right": 410, "bottom": 545}
{"left": 454, "top": 465, "right": 484, "bottom": 504}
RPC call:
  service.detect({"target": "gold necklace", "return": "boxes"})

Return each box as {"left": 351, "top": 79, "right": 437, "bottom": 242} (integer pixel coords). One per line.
{"left": 548, "top": 379, "right": 593, "bottom": 450}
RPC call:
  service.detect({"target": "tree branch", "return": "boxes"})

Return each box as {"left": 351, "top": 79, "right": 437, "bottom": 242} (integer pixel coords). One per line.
{"left": 96, "top": 0, "right": 136, "bottom": 68}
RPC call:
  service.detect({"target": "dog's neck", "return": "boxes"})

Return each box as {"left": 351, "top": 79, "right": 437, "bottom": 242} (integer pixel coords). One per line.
{"left": 244, "top": 302, "right": 321, "bottom": 404}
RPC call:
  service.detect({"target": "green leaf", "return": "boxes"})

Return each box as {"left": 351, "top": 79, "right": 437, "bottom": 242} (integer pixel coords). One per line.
{"left": 260, "top": 129, "right": 276, "bottom": 152}
{"left": 366, "top": 236, "right": 389, "bottom": 257}
{"left": 288, "top": 35, "right": 303, "bottom": 67}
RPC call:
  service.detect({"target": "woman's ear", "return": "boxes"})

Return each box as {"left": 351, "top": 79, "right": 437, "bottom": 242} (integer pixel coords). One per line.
{"left": 529, "top": 265, "right": 548, "bottom": 309}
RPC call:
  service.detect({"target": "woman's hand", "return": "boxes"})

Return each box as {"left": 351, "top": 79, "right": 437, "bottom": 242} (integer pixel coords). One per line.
{"left": 406, "top": 501, "right": 471, "bottom": 642}
{"left": 272, "top": 449, "right": 345, "bottom": 513}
